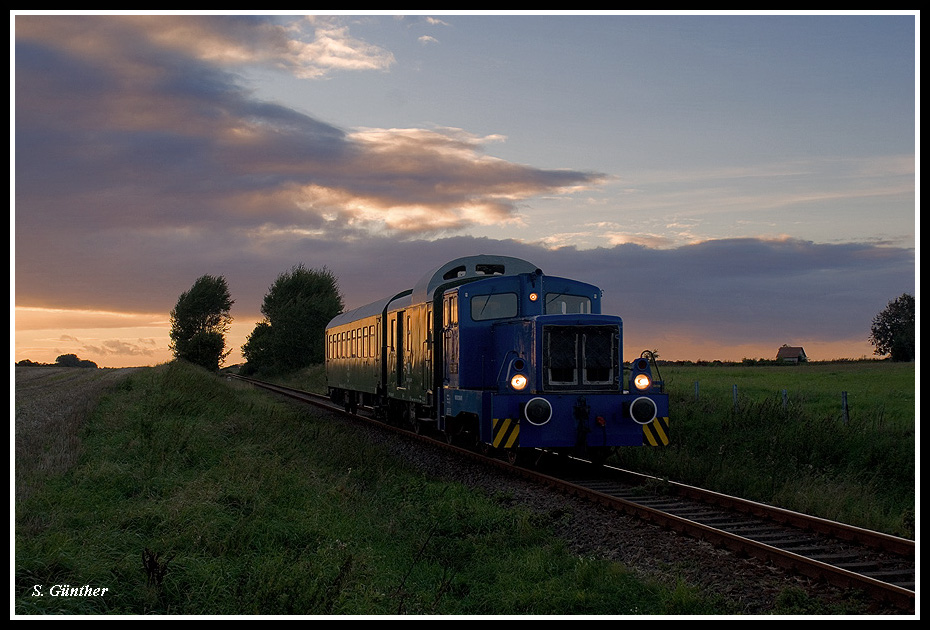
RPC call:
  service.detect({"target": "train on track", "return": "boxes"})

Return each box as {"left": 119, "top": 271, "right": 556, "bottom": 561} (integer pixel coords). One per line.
{"left": 325, "top": 254, "right": 668, "bottom": 462}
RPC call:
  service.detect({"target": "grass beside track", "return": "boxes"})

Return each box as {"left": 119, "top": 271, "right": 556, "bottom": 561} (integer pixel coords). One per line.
{"left": 16, "top": 362, "right": 737, "bottom": 616}
{"left": 618, "top": 362, "right": 916, "bottom": 538}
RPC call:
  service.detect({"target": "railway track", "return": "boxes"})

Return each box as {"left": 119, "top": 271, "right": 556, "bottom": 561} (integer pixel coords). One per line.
{"left": 229, "top": 374, "right": 916, "bottom": 612}
{"left": 548, "top": 462, "right": 915, "bottom": 610}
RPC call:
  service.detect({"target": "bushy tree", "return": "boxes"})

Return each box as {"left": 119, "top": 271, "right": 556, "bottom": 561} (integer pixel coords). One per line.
{"left": 242, "top": 265, "right": 343, "bottom": 373}
{"left": 55, "top": 354, "right": 98, "bottom": 368}
{"left": 240, "top": 321, "right": 274, "bottom": 375}
{"left": 869, "top": 293, "right": 915, "bottom": 361}
{"left": 170, "top": 275, "right": 234, "bottom": 371}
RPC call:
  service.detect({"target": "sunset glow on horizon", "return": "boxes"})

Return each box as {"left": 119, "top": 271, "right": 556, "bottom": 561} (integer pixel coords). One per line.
{"left": 13, "top": 296, "right": 885, "bottom": 370}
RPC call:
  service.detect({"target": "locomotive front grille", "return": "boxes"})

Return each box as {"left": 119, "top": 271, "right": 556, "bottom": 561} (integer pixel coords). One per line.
{"left": 543, "top": 325, "right": 619, "bottom": 391}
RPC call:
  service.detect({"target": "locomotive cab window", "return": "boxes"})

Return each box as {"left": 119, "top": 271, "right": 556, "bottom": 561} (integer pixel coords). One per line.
{"left": 545, "top": 293, "right": 591, "bottom": 314}
{"left": 471, "top": 293, "right": 518, "bottom": 321}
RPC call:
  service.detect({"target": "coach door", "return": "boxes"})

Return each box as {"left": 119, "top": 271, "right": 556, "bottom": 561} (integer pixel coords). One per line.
{"left": 394, "top": 310, "right": 405, "bottom": 389}
{"left": 442, "top": 292, "right": 459, "bottom": 387}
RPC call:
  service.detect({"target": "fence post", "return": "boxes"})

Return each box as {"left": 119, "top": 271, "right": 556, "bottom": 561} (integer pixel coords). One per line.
{"left": 841, "top": 391, "right": 849, "bottom": 425}
{"left": 694, "top": 381, "right": 699, "bottom": 401}
{"left": 733, "top": 384, "right": 738, "bottom": 412}
{"left": 782, "top": 389, "right": 788, "bottom": 412}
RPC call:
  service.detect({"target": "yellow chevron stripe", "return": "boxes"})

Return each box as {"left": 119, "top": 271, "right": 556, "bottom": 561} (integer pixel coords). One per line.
{"left": 492, "top": 417, "right": 520, "bottom": 448}
{"left": 643, "top": 416, "right": 670, "bottom": 446}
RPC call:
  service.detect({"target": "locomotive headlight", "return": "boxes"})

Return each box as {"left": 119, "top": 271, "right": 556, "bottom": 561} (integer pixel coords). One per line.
{"left": 510, "top": 374, "right": 528, "bottom": 391}
{"left": 633, "top": 373, "right": 652, "bottom": 390}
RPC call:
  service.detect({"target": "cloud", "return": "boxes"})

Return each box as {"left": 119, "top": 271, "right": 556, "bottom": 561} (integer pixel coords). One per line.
{"left": 261, "top": 234, "right": 914, "bottom": 350}
{"left": 15, "top": 15, "right": 396, "bottom": 82}
{"left": 15, "top": 15, "right": 603, "bottom": 245}
{"left": 13, "top": 232, "right": 914, "bottom": 365}
{"left": 81, "top": 338, "right": 159, "bottom": 358}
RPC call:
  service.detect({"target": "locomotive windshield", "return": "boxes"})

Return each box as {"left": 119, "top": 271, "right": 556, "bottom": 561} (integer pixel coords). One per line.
{"left": 545, "top": 293, "right": 592, "bottom": 314}
{"left": 470, "top": 293, "right": 518, "bottom": 321}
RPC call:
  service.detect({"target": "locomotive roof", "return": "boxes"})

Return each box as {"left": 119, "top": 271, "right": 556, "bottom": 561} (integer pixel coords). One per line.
{"left": 327, "top": 255, "right": 539, "bottom": 329}
{"left": 409, "top": 254, "right": 540, "bottom": 303}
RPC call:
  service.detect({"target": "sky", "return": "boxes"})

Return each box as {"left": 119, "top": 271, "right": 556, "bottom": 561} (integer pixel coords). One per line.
{"left": 12, "top": 11, "right": 918, "bottom": 368}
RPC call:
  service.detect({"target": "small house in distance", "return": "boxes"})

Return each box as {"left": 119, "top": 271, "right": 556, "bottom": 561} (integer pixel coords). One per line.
{"left": 776, "top": 345, "right": 808, "bottom": 363}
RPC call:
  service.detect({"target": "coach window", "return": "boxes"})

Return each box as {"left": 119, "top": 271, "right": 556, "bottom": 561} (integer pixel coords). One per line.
{"left": 444, "top": 294, "right": 458, "bottom": 327}
{"left": 471, "top": 293, "right": 518, "bottom": 321}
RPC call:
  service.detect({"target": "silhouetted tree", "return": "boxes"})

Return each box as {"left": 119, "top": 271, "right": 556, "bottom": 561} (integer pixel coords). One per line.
{"left": 242, "top": 265, "right": 343, "bottom": 372}
{"left": 869, "top": 293, "right": 915, "bottom": 361}
{"left": 170, "top": 275, "right": 234, "bottom": 371}
{"left": 55, "top": 354, "right": 98, "bottom": 368}
{"left": 240, "top": 321, "right": 274, "bottom": 375}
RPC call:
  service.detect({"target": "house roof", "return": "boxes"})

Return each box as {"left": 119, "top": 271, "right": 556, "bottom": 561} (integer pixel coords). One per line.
{"left": 776, "top": 346, "right": 807, "bottom": 359}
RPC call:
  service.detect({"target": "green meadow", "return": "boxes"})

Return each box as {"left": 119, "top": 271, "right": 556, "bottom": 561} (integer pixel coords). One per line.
{"left": 618, "top": 361, "right": 915, "bottom": 538}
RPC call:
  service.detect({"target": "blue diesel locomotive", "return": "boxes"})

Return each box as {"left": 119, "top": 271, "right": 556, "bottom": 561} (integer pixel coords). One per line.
{"left": 325, "top": 255, "right": 668, "bottom": 461}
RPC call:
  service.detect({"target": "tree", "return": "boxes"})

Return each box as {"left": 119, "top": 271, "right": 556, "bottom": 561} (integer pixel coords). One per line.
{"left": 869, "top": 293, "right": 915, "bottom": 362}
{"left": 242, "top": 265, "right": 343, "bottom": 372}
{"left": 169, "top": 275, "right": 234, "bottom": 371}
{"left": 240, "top": 321, "right": 274, "bottom": 375}
{"left": 55, "top": 353, "right": 98, "bottom": 368}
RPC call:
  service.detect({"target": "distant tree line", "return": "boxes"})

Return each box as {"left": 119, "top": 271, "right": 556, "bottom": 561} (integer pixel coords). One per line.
{"left": 16, "top": 354, "right": 98, "bottom": 368}
{"left": 168, "top": 265, "right": 343, "bottom": 374}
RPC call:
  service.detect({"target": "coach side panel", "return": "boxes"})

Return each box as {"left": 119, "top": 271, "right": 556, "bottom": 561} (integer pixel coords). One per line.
{"left": 326, "top": 315, "right": 382, "bottom": 395}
